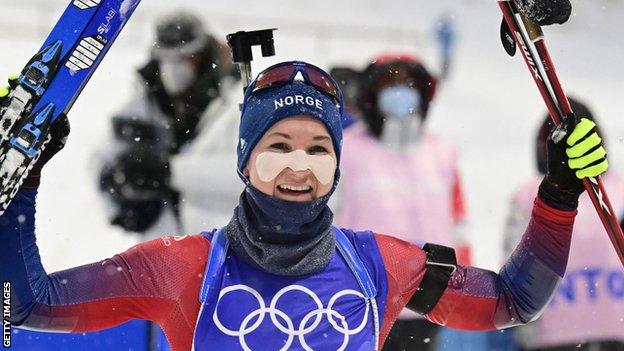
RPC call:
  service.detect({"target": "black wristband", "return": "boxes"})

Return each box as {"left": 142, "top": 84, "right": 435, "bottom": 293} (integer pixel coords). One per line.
{"left": 538, "top": 177, "right": 579, "bottom": 211}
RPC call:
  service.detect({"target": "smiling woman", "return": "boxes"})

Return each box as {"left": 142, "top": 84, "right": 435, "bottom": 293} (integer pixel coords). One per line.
{"left": 0, "top": 60, "right": 610, "bottom": 351}
{"left": 245, "top": 116, "right": 337, "bottom": 201}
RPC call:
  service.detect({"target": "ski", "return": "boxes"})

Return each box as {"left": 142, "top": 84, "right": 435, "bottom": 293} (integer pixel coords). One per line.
{"left": 0, "top": 0, "right": 142, "bottom": 214}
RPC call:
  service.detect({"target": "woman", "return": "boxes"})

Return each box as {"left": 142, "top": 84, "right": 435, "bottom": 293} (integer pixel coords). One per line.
{"left": 0, "top": 61, "right": 608, "bottom": 351}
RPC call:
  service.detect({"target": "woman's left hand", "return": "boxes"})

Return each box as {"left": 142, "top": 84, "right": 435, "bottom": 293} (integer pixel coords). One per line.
{"left": 539, "top": 117, "right": 608, "bottom": 209}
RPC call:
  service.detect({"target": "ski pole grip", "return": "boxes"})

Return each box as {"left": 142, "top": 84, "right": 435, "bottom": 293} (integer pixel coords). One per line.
{"left": 520, "top": 16, "right": 544, "bottom": 42}
{"left": 509, "top": 0, "right": 544, "bottom": 42}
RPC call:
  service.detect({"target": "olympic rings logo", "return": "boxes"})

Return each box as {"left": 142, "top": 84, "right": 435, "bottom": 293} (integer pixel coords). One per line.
{"left": 212, "top": 284, "right": 371, "bottom": 351}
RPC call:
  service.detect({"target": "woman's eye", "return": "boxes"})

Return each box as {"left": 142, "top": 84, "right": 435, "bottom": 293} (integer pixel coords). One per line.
{"left": 308, "top": 145, "right": 328, "bottom": 154}
{"left": 270, "top": 143, "right": 290, "bottom": 151}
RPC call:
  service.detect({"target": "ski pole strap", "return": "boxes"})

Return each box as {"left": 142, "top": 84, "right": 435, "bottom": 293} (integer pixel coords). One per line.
{"left": 407, "top": 243, "right": 457, "bottom": 315}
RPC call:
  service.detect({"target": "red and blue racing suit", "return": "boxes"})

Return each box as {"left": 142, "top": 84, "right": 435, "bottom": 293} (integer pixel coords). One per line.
{"left": 1, "top": 188, "right": 576, "bottom": 350}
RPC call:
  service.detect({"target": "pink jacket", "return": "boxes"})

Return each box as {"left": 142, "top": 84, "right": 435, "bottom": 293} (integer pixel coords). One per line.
{"left": 336, "top": 123, "right": 466, "bottom": 247}
{"left": 505, "top": 174, "right": 624, "bottom": 347}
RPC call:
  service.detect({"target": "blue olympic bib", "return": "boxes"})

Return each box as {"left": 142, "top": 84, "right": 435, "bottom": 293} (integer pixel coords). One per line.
{"left": 192, "top": 227, "right": 388, "bottom": 351}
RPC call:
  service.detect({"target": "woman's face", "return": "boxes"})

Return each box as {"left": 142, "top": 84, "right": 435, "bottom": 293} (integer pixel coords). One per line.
{"left": 244, "top": 116, "right": 337, "bottom": 202}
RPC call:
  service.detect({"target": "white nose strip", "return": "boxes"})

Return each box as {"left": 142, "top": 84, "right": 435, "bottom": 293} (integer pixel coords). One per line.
{"left": 255, "top": 149, "right": 337, "bottom": 185}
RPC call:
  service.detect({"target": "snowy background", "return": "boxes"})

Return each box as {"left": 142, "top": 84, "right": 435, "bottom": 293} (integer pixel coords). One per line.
{"left": 1, "top": 0, "right": 624, "bottom": 271}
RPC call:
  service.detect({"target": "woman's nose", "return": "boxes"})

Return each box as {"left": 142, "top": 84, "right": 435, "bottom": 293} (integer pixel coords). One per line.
{"left": 284, "top": 168, "right": 312, "bottom": 180}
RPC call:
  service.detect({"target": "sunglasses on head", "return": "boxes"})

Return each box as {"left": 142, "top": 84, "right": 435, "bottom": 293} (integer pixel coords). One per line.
{"left": 251, "top": 62, "right": 342, "bottom": 105}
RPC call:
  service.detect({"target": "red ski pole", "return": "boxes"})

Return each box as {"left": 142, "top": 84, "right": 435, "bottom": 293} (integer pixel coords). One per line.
{"left": 498, "top": 0, "right": 624, "bottom": 267}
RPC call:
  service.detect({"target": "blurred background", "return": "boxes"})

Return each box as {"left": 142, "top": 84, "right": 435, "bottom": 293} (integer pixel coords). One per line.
{"left": 1, "top": 0, "right": 623, "bottom": 350}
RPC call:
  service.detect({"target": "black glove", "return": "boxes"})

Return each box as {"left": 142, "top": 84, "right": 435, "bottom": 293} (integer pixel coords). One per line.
{"left": 539, "top": 117, "right": 608, "bottom": 210}
{"left": 1, "top": 75, "right": 70, "bottom": 188}
{"left": 21, "top": 114, "right": 71, "bottom": 188}
{"left": 99, "top": 145, "right": 174, "bottom": 232}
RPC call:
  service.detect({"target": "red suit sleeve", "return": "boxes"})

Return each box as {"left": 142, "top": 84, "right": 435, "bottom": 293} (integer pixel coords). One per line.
{"left": 374, "top": 233, "right": 427, "bottom": 343}
{"left": 45, "top": 235, "right": 207, "bottom": 350}
{"left": 2, "top": 189, "right": 209, "bottom": 350}
{"left": 376, "top": 197, "right": 575, "bottom": 343}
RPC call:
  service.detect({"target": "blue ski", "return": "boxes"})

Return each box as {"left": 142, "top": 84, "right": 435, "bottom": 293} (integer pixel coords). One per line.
{"left": 0, "top": 0, "right": 142, "bottom": 214}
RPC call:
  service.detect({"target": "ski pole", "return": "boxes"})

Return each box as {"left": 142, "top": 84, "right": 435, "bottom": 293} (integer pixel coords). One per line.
{"left": 517, "top": 10, "right": 624, "bottom": 267}
{"left": 497, "top": 0, "right": 624, "bottom": 267}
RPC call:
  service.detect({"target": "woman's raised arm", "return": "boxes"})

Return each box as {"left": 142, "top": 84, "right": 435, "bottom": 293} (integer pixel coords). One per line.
{"left": 1, "top": 188, "right": 209, "bottom": 349}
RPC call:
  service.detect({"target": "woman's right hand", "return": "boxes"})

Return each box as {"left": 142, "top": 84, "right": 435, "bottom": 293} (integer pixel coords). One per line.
{"left": 1, "top": 74, "right": 71, "bottom": 187}
{"left": 22, "top": 112, "right": 71, "bottom": 187}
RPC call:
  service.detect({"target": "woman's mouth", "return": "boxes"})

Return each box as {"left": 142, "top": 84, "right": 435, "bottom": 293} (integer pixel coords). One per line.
{"left": 277, "top": 184, "right": 313, "bottom": 195}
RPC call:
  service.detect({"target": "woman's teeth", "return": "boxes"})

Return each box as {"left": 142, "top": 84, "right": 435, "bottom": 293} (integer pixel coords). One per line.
{"left": 278, "top": 184, "right": 312, "bottom": 192}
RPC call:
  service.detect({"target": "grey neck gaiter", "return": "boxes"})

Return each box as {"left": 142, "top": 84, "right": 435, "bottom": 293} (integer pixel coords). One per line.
{"left": 224, "top": 186, "right": 336, "bottom": 276}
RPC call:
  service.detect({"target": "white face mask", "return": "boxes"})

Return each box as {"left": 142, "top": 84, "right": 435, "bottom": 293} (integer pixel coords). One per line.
{"left": 255, "top": 149, "right": 337, "bottom": 185}
{"left": 159, "top": 58, "right": 196, "bottom": 95}
{"left": 377, "top": 85, "right": 421, "bottom": 119}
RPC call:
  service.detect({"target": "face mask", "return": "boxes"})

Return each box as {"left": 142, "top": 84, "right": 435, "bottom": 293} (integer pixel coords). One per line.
{"left": 255, "top": 149, "right": 337, "bottom": 185}
{"left": 377, "top": 85, "right": 421, "bottom": 119}
{"left": 159, "top": 58, "right": 196, "bottom": 95}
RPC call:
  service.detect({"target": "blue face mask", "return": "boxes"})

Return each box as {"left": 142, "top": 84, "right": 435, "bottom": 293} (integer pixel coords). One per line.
{"left": 377, "top": 85, "right": 421, "bottom": 119}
